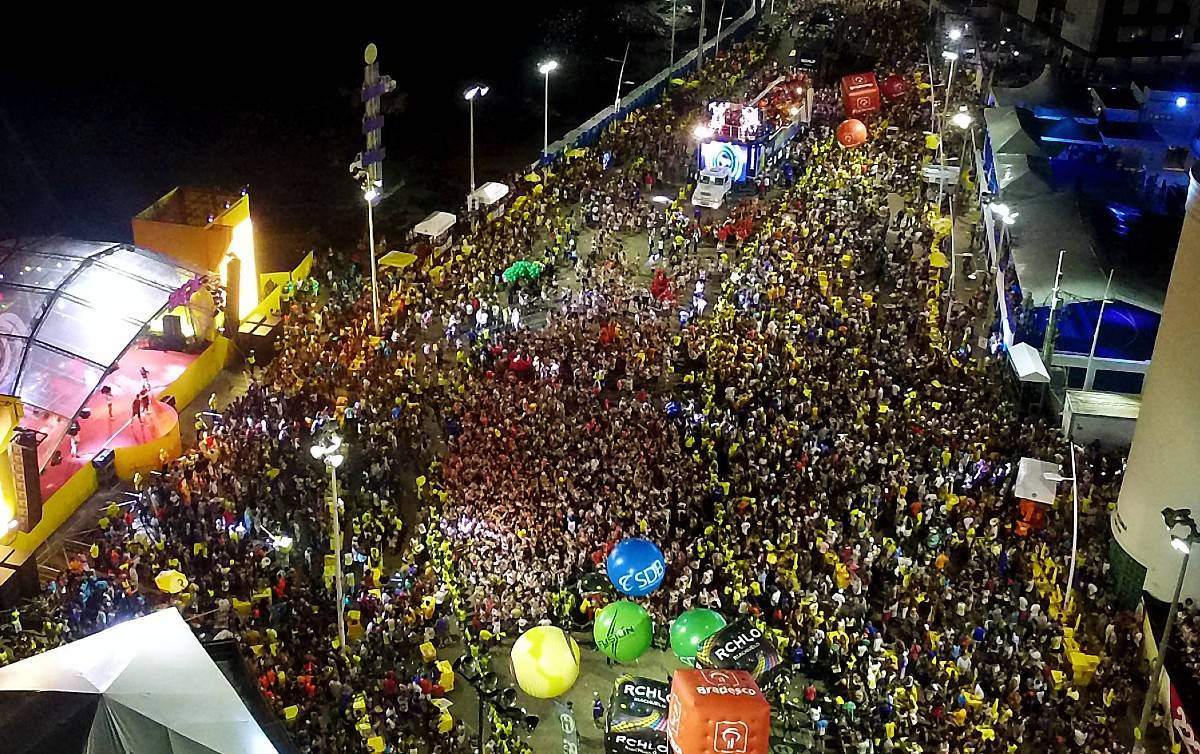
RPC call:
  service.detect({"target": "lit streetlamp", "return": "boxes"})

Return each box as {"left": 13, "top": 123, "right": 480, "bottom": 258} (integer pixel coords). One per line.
{"left": 463, "top": 84, "right": 489, "bottom": 210}
{"left": 311, "top": 434, "right": 347, "bottom": 652}
{"left": 538, "top": 60, "right": 559, "bottom": 156}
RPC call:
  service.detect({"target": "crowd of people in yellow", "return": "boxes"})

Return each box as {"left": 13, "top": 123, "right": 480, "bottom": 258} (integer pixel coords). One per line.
{"left": 0, "top": 2, "right": 1156, "bottom": 754}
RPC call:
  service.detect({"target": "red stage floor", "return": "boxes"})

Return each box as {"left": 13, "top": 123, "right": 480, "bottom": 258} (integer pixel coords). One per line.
{"left": 34, "top": 346, "right": 197, "bottom": 500}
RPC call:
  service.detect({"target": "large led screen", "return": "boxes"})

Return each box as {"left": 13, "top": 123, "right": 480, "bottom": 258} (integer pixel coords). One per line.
{"left": 699, "top": 141, "right": 749, "bottom": 182}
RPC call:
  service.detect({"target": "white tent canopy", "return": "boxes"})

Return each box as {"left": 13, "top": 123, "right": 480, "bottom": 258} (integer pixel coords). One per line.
{"left": 1014, "top": 457, "right": 1063, "bottom": 504}
{"left": 413, "top": 211, "right": 456, "bottom": 239}
{"left": 469, "top": 181, "right": 510, "bottom": 208}
{"left": 0, "top": 608, "right": 278, "bottom": 754}
{"left": 1008, "top": 342, "right": 1050, "bottom": 383}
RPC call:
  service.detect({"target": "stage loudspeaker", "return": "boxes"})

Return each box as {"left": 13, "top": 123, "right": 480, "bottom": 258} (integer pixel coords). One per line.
{"left": 92, "top": 448, "right": 118, "bottom": 489}
{"left": 0, "top": 553, "right": 39, "bottom": 609}
{"left": 223, "top": 257, "right": 242, "bottom": 339}
{"left": 11, "top": 430, "right": 43, "bottom": 532}
{"left": 162, "top": 314, "right": 185, "bottom": 349}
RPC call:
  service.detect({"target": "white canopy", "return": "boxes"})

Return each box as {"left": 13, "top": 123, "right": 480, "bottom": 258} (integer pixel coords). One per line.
{"left": 1008, "top": 342, "right": 1050, "bottom": 383}
{"left": 469, "top": 182, "right": 510, "bottom": 208}
{"left": 0, "top": 608, "right": 278, "bottom": 754}
{"left": 1014, "top": 457, "right": 1062, "bottom": 504}
{"left": 413, "top": 211, "right": 456, "bottom": 238}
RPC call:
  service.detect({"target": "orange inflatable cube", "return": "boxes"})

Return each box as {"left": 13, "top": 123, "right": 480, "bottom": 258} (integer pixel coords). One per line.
{"left": 668, "top": 669, "right": 770, "bottom": 754}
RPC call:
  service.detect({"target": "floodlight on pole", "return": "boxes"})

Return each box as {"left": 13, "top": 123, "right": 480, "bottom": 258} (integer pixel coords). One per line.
{"left": 538, "top": 60, "right": 558, "bottom": 155}
{"left": 464, "top": 84, "right": 489, "bottom": 208}
{"left": 951, "top": 111, "right": 973, "bottom": 129}
{"left": 312, "top": 434, "right": 348, "bottom": 652}
{"left": 948, "top": 28, "right": 962, "bottom": 41}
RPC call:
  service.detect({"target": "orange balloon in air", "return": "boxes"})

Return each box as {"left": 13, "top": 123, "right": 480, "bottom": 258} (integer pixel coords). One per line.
{"left": 667, "top": 669, "right": 770, "bottom": 754}
{"left": 836, "top": 119, "right": 868, "bottom": 148}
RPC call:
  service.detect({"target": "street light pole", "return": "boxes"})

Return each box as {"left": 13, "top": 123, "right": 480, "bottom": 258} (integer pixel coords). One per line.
{"left": 670, "top": 0, "right": 677, "bottom": 69}
{"left": 1042, "top": 249, "right": 1066, "bottom": 368}
{"left": 697, "top": 0, "right": 707, "bottom": 65}
{"left": 538, "top": 60, "right": 558, "bottom": 156}
{"left": 614, "top": 41, "right": 631, "bottom": 115}
{"left": 366, "top": 193, "right": 379, "bottom": 334}
{"left": 1135, "top": 540, "right": 1191, "bottom": 752}
{"left": 1084, "top": 269, "right": 1114, "bottom": 390}
{"left": 946, "top": 193, "right": 956, "bottom": 346}
{"left": 464, "top": 85, "right": 489, "bottom": 212}
{"left": 329, "top": 459, "right": 346, "bottom": 653}
{"left": 469, "top": 96, "right": 476, "bottom": 205}
{"left": 714, "top": 0, "right": 728, "bottom": 58}
{"left": 1065, "top": 443, "right": 1080, "bottom": 612}
{"left": 312, "top": 435, "right": 347, "bottom": 652}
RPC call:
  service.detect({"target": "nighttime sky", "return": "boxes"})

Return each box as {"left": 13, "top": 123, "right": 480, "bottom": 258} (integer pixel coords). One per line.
{"left": 0, "top": 2, "right": 744, "bottom": 265}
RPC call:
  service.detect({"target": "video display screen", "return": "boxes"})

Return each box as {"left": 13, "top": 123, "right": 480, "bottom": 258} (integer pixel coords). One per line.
{"left": 699, "top": 141, "right": 750, "bottom": 182}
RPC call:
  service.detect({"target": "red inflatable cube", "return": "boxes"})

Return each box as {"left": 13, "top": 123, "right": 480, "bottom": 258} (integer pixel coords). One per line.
{"left": 840, "top": 72, "right": 881, "bottom": 117}
{"left": 667, "top": 669, "right": 770, "bottom": 754}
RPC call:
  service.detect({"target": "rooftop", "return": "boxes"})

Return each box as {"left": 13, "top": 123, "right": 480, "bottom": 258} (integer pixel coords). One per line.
{"left": 135, "top": 186, "right": 246, "bottom": 228}
{"left": 1094, "top": 87, "right": 1141, "bottom": 111}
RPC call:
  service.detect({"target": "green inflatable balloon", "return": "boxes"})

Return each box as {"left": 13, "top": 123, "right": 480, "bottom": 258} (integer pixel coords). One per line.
{"left": 670, "top": 609, "right": 726, "bottom": 666}
{"left": 594, "top": 600, "right": 654, "bottom": 663}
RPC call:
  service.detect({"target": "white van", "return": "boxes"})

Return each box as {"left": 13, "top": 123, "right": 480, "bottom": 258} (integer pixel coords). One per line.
{"left": 691, "top": 167, "right": 733, "bottom": 209}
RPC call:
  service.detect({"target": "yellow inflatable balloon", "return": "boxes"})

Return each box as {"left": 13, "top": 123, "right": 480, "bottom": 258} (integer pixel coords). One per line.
{"left": 510, "top": 626, "right": 581, "bottom": 699}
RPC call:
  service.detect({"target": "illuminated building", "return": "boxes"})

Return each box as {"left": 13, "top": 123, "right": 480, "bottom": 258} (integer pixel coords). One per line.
{"left": 132, "top": 187, "right": 260, "bottom": 321}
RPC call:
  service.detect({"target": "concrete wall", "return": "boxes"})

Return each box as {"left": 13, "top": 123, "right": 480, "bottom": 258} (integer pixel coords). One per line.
{"left": 1112, "top": 161, "right": 1200, "bottom": 600}
{"left": 1061, "top": 0, "right": 1107, "bottom": 52}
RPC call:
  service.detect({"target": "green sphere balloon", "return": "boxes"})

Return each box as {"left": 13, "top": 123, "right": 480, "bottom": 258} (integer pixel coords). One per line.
{"left": 670, "top": 608, "right": 726, "bottom": 666}
{"left": 593, "top": 600, "right": 654, "bottom": 663}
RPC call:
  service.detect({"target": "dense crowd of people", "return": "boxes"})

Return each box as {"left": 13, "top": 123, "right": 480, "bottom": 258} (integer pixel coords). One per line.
{"left": 1, "top": 2, "right": 1155, "bottom": 754}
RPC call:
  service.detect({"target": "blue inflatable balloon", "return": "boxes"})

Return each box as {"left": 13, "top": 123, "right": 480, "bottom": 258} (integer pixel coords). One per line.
{"left": 606, "top": 538, "right": 666, "bottom": 597}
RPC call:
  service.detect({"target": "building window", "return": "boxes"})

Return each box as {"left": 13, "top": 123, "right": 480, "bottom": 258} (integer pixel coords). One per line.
{"left": 1122, "top": 0, "right": 1140, "bottom": 14}
{"left": 1156, "top": 0, "right": 1175, "bottom": 13}
{"left": 1175, "top": 27, "right": 1187, "bottom": 40}
{"left": 1117, "top": 25, "right": 1149, "bottom": 42}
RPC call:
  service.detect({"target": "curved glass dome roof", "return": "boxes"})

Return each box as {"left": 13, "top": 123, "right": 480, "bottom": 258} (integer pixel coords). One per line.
{"left": 0, "top": 237, "right": 200, "bottom": 423}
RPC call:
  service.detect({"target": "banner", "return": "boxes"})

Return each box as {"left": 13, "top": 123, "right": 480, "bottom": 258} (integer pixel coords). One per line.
{"left": 607, "top": 675, "right": 670, "bottom": 754}
{"left": 554, "top": 700, "right": 579, "bottom": 754}
{"left": 1171, "top": 682, "right": 1200, "bottom": 754}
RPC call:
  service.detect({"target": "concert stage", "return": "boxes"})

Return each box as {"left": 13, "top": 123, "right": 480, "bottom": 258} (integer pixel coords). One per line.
{"left": 35, "top": 346, "right": 195, "bottom": 501}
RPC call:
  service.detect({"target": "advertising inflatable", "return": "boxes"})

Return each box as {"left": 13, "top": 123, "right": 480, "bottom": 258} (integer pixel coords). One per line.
{"left": 670, "top": 609, "right": 727, "bottom": 666}
{"left": 694, "top": 619, "right": 782, "bottom": 682}
{"left": 607, "top": 538, "right": 667, "bottom": 597}
{"left": 667, "top": 669, "right": 770, "bottom": 754}
{"left": 840, "top": 72, "right": 880, "bottom": 118}
{"left": 510, "top": 625, "right": 581, "bottom": 699}
{"left": 595, "top": 601, "right": 655, "bottom": 663}
{"left": 607, "top": 674, "right": 671, "bottom": 754}
{"left": 836, "top": 119, "right": 868, "bottom": 149}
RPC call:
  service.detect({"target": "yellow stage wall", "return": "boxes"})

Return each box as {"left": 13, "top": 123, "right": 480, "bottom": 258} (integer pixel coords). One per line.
{"left": 160, "top": 336, "right": 231, "bottom": 411}
{"left": 113, "top": 412, "right": 181, "bottom": 480}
